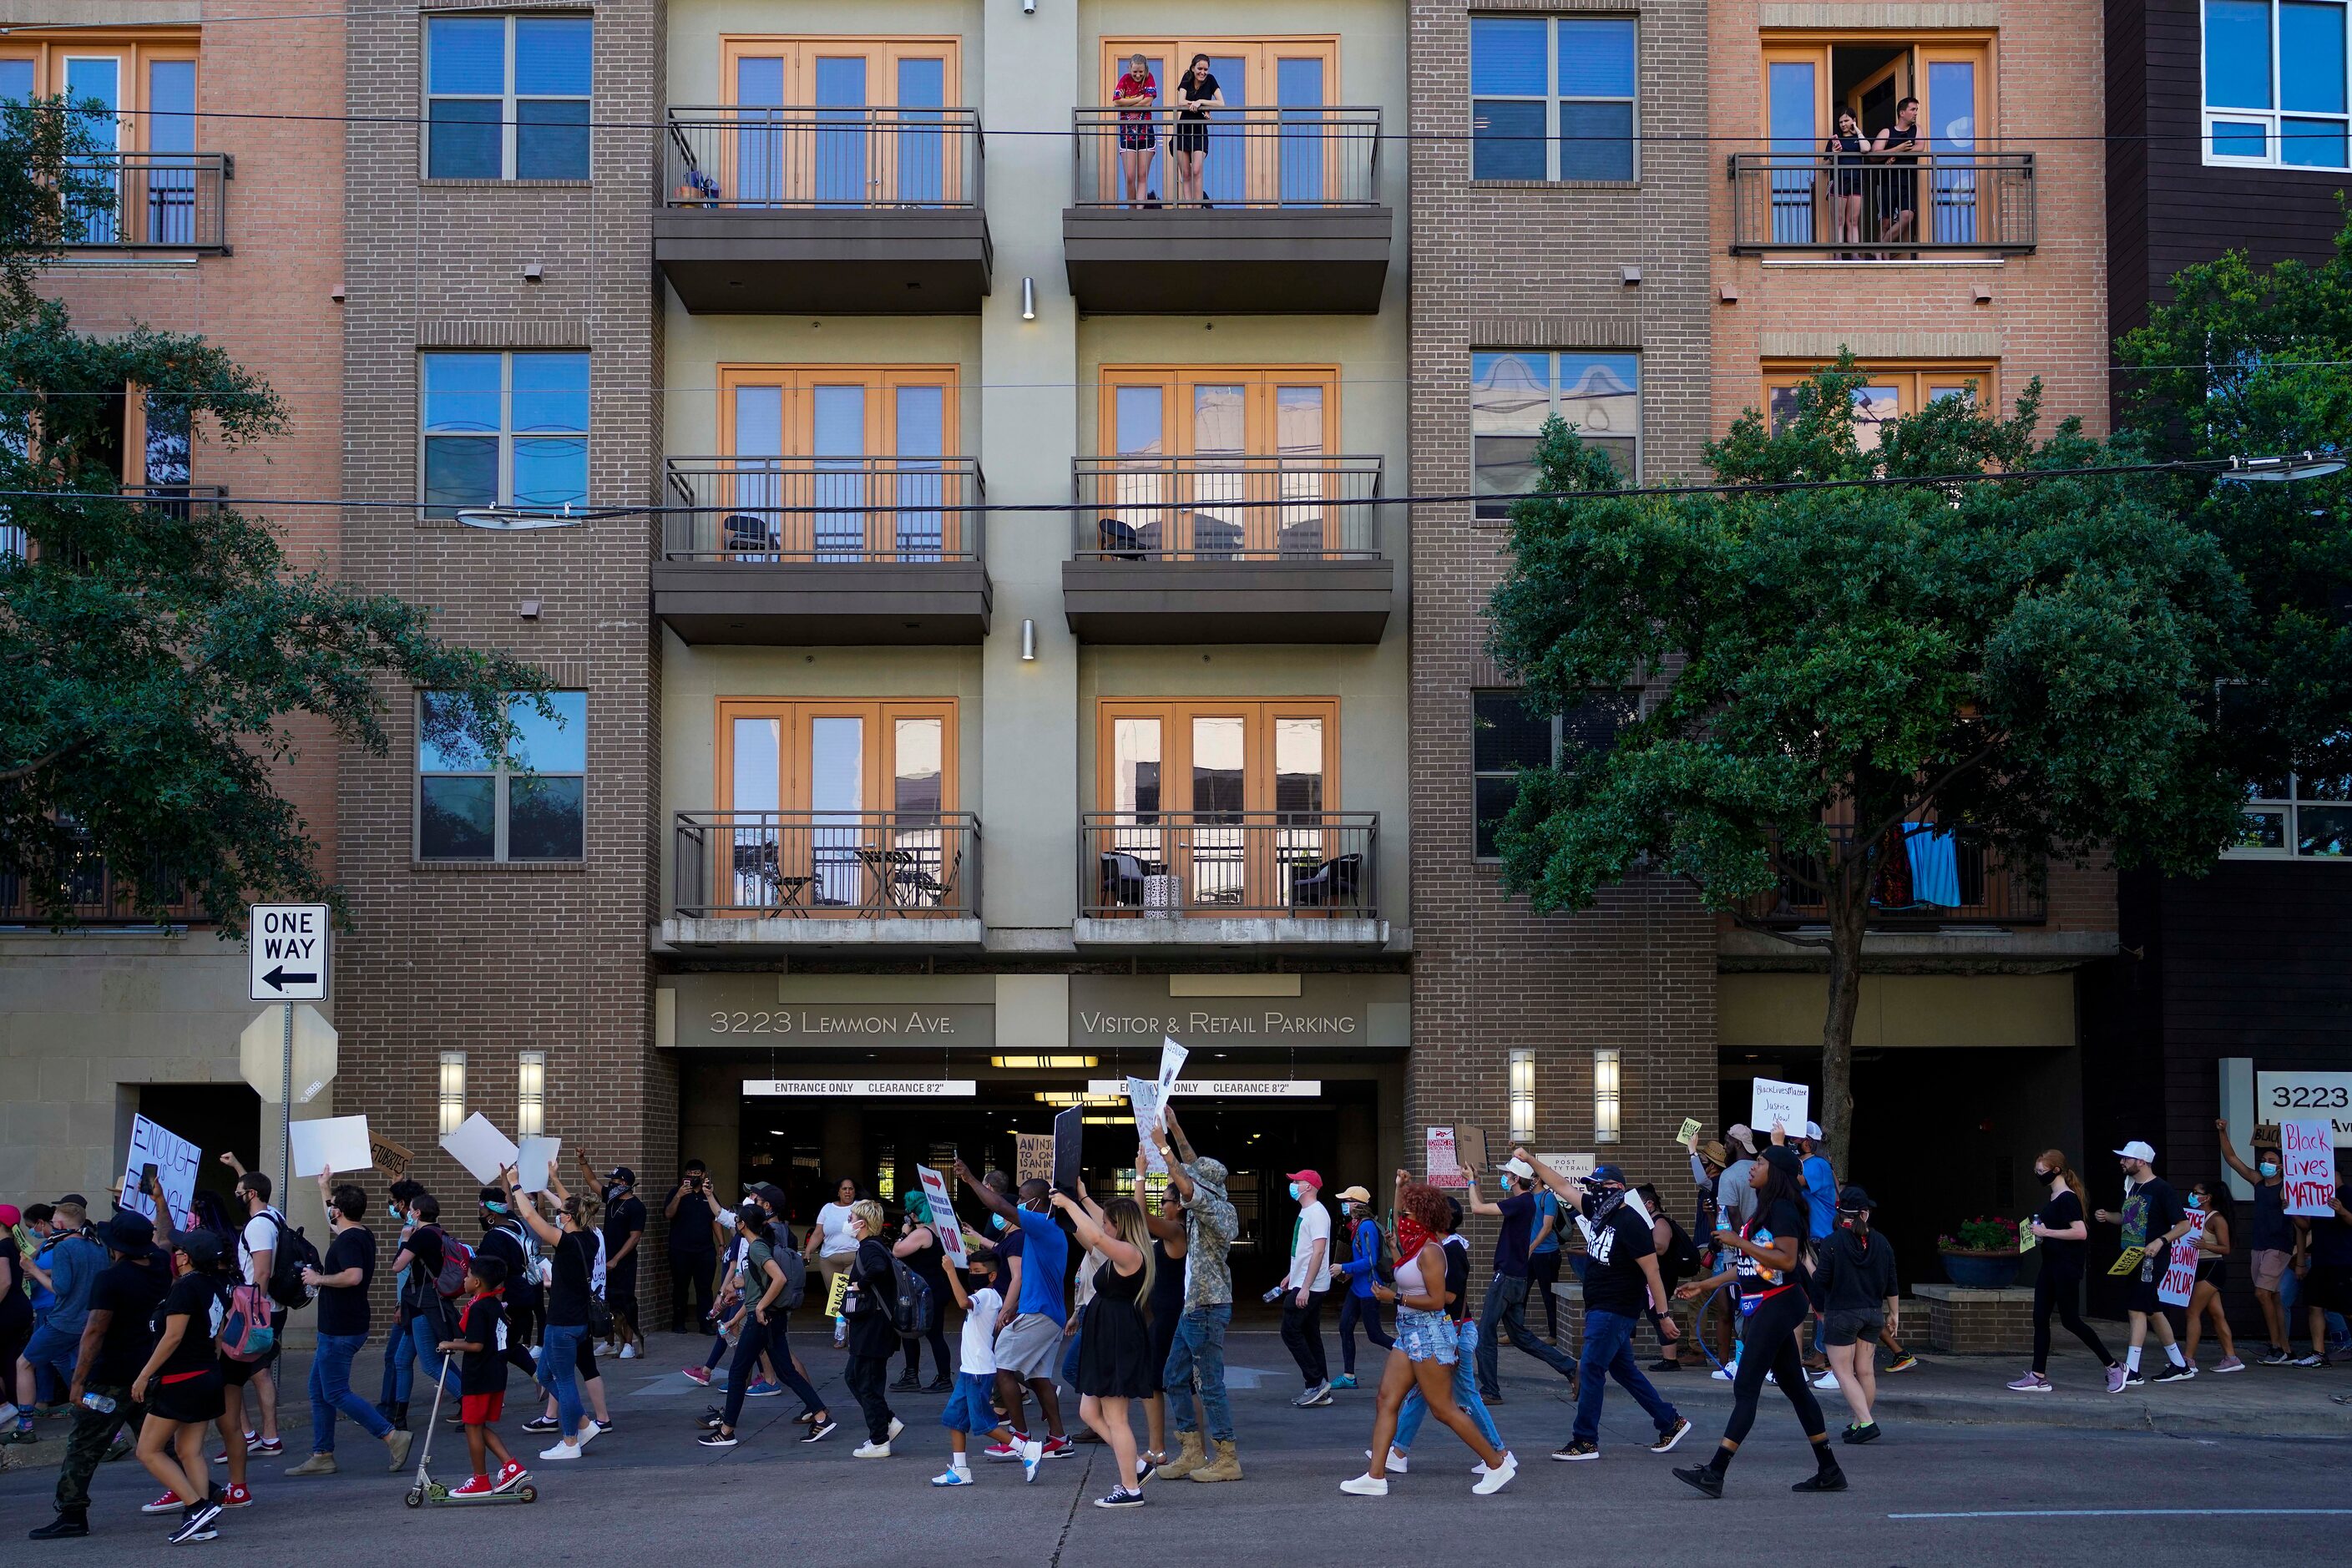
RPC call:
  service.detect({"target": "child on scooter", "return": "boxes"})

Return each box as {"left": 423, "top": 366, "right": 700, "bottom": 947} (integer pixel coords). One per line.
{"left": 438, "top": 1256, "right": 528, "bottom": 1498}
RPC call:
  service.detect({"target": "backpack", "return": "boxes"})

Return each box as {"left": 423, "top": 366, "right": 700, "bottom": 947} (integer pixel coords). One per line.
{"left": 418, "top": 1225, "right": 473, "bottom": 1299}
{"left": 888, "top": 1253, "right": 935, "bottom": 1338}
{"left": 775, "top": 1245, "right": 808, "bottom": 1309}
{"left": 262, "top": 1210, "right": 321, "bottom": 1310}
{"left": 218, "top": 1281, "right": 276, "bottom": 1361}
{"left": 480, "top": 1224, "right": 540, "bottom": 1313}
{"left": 1658, "top": 1216, "right": 1702, "bottom": 1284}
{"left": 1355, "top": 1217, "right": 1394, "bottom": 1285}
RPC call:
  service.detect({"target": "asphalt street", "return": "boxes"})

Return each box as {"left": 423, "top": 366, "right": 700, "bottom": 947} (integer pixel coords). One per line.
{"left": 5, "top": 1331, "right": 2344, "bottom": 1565}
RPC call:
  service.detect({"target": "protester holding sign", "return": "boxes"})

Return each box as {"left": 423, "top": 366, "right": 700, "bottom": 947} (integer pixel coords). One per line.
{"left": 892, "top": 1193, "right": 955, "bottom": 1393}
{"left": 2217, "top": 1119, "right": 2296, "bottom": 1362}
{"left": 1054, "top": 1186, "right": 1158, "bottom": 1510}
{"left": 1464, "top": 1160, "right": 1581, "bottom": 1404}
{"left": 2290, "top": 1147, "right": 2352, "bottom": 1367}
{"left": 286, "top": 1171, "right": 411, "bottom": 1476}
{"left": 2181, "top": 1181, "right": 2243, "bottom": 1373}
{"left": 2092, "top": 1141, "right": 2198, "bottom": 1385}
{"left": 806, "top": 1177, "right": 863, "bottom": 1350}
{"left": 955, "top": 1161, "right": 1072, "bottom": 1473}
{"left": 2008, "top": 1151, "right": 2120, "bottom": 1393}
{"left": 503, "top": 1171, "right": 603, "bottom": 1461}
{"left": 1146, "top": 1104, "right": 1242, "bottom": 1483}
{"left": 217, "top": 1158, "right": 286, "bottom": 1456}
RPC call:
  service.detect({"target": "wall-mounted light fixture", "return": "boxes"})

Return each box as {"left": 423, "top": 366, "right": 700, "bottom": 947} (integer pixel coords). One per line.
{"left": 1593, "top": 1047, "right": 1621, "bottom": 1144}
{"left": 1509, "top": 1048, "right": 1536, "bottom": 1145}
{"left": 516, "top": 1050, "right": 545, "bottom": 1136}
{"left": 438, "top": 1050, "right": 468, "bottom": 1136}
{"left": 1022, "top": 276, "right": 1036, "bottom": 321}
{"left": 1020, "top": 618, "right": 1038, "bottom": 660}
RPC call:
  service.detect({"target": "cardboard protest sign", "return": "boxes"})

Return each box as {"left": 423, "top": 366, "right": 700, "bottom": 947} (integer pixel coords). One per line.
{"left": 440, "top": 1112, "right": 519, "bottom": 1185}
{"left": 824, "top": 1268, "right": 851, "bottom": 1318}
{"left": 2106, "top": 1245, "right": 2146, "bottom": 1277}
{"left": 2157, "top": 1212, "right": 2205, "bottom": 1308}
{"left": 1158, "top": 1036, "right": 1188, "bottom": 1094}
{"left": 1676, "top": 1117, "right": 1702, "bottom": 1146}
{"left": 2017, "top": 1225, "right": 2036, "bottom": 1252}
{"left": 1016, "top": 1133, "right": 1055, "bottom": 1185}
{"left": 1127, "top": 1077, "right": 1168, "bottom": 1173}
{"left": 288, "top": 1115, "right": 373, "bottom": 1179}
{"left": 2282, "top": 1118, "right": 2339, "bottom": 1216}
{"left": 1053, "top": 1106, "right": 1084, "bottom": 1196}
{"left": 1425, "top": 1126, "right": 1464, "bottom": 1188}
{"left": 1453, "top": 1124, "right": 1490, "bottom": 1176}
{"left": 1750, "top": 1077, "right": 1811, "bottom": 1136}
{"left": 119, "top": 1115, "right": 201, "bottom": 1225}
{"left": 515, "top": 1136, "right": 562, "bottom": 1195}
{"left": 918, "top": 1164, "right": 967, "bottom": 1267}
{"left": 368, "top": 1131, "right": 414, "bottom": 1180}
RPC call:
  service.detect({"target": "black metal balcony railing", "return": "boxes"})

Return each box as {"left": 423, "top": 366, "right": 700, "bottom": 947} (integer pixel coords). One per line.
{"left": 63, "top": 153, "right": 231, "bottom": 251}
{"left": 1070, "top": 105, "right": 1381, "bottom": 208}
{"left": 1072, "top": 454, "right": 1383, "bottom": 561}
{"left": 11, "top": 486, "right": 229, "bottom": 569}
{"left": 1081, "top": 811, "right": 1378, "bottom": 919}
{"left": 663, "top": 457, "right": 984, "bottom": 563}
{"left": 1739, "top": 825, "right": 2045, "bottom": 928}
{"left": 0, "top": 858, "right": 205, "bottom": 927}
{"left": 675, "top": 811, "right": 980, "bottom": 920}
{"left": 664, "top": 106, "right": 983, "bottom": 209}
{"left": 1727, "top": 150, "right": 2036, "bottom": 255}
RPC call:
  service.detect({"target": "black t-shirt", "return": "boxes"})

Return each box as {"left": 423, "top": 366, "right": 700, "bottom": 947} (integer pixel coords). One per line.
{"left": 403, "top": 1226, "right": 447, "bottom": 1312}
{"left": 85, "top": 1258, "right": 167, "bottom": 1385}
{"left": 546, "top": 1230, "right": 597, "bottom": 1328}
{"left": 154, "top": 1271, "right": 222, "bottom": 1378}
{"left": 603, "top": 1195, "right": 646, "bottom": 1272}
{"left": 1580, "top": 1201, "right": 1658, "bottom": 1317}
{"left": 670, "top": 1189, "right": 719, "bottom": 1255}
{"left": 477, "top": 1225, "right": 536, "bottom": 1308}
{"left": 2130, "top": 1177, "right": 2187, "bottom": 1256}
{"left": 1177, "top": 73, "right": 1220, "bottom": 111}
{"left": 1491, "top": 1191, "right": 1538, "bottom": 1278}
{"left": 457, "top": 1292, "right": 509, "bottom": 1394}
{"left": 0, "top": 1232, "right": 30, "bottom": 1326}
{"left": 2034, "top": 1189, "right": 2088, "bottom": 1277}
{"left": 316, "top": 1226, "right": 376, "bottom": 1338}
{"left": 1439, "top": 1234, "right": 1471, "bottom": 1323}
{"left": 2311, "top": 1215, "right": 2352, "bottom": 1269}
{"left": 1736, "top": 1198, "right": 1808, "bottom": 1301}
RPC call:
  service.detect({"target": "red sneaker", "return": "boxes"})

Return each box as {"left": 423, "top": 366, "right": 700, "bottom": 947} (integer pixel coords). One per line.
{"left": 220, "top": 1484, "right": 253, "bottom": 1509}
{"left": 141, "top": 1491, "right": 185, "bottom": 1515}
{"left": 982, "top": 1441, "right": 1023, "bottom": 1461}
{"left": 1040, "top": 1435, "right": 1076, "bottom": 1459}
{"left": 449, "top": 1475, "right": 497, "bottom": 1499}
{"left": 493, "top": 1460, "right": 529, "bottom": 1493}
{"left": 680, "top": 1367, "right": 712, "bottom": 1387}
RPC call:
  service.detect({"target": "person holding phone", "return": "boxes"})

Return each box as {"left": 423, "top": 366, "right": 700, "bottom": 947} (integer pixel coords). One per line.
{"left": 665, "top": 1161, "right": 723, "bottom": 1334}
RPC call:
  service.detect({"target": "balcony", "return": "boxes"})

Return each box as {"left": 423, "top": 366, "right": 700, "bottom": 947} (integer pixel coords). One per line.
{"left": 0, "top": 857, "right": 206, "bottom": 929}
{"left": 1076, "top": 812, "right": 1385, "bottom": 948}
{"left": 1727, "top": 151, "right": 2036, "bottom": 257}
{"left": 664, "top": 811, "right": 983, "bottom": 949}
{"left": 1063, "top": 455, "right": 1390, "bottom": 643}
{"left": 656, "top": 107, "right": 990, "bottom": 312}
{"left": 1062, "top": 107, "right": 1390, "bottom": 313}
{"left": 655, "top": 458, "right": 989, "bottom": 645}
{"left": 61, "top": 154, "right": 232, "bottom": 254}
{"left": 1737, "top": 827, "right": 2045, "bottom": 931}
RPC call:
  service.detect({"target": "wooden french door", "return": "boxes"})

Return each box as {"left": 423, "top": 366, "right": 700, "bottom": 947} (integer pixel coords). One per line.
{"left": 716, "top": 365, "right": 961, "bottom": 560}
{"left": 719, "top": 36, "right": 962, "bottom": 204}
{"left": 716, "top": 700, "right": 955, "bottom": 913}
{"left": 1096, "top": 700, "right": 1336, "bottom": 910}
{"left": 1760, "top": 38, "right": 1990, "bottom": 245}
{"left": 1097, "top": 366, "right": 1338, "bottom": 558}
{"left": 1098, "top": 37, "right": 1338, "bottom": 205}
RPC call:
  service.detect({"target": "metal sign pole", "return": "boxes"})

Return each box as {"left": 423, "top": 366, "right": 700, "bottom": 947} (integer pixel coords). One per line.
{"left": 281, "top": 1002, "right": 294, "bottom": 1200}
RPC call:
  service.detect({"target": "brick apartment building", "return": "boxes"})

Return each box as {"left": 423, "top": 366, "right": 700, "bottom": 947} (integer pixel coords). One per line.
{"left": 0, "top": 1, "right": 347, "bottom": 1232}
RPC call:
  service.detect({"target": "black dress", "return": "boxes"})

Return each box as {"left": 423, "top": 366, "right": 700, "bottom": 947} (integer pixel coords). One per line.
{"left": 1076, "top": 1253, "right": 1156, "bottom": 1399}
{"left": 1147, "top": 1238, "right": 1185, "bottom": 1381}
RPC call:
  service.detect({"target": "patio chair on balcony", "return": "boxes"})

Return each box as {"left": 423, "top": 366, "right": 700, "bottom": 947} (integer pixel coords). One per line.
{"left": 1099, "top": 850, "right": 1151, "bottom": 908}
{"left": 1289, "top": 852, "right": 1363, "bottom": 910}
{"left": 1096, "top": 517, "right": 1145, "bottom": 560}
{"left": 722, "top": 512, "right": 776, "bottom": 559}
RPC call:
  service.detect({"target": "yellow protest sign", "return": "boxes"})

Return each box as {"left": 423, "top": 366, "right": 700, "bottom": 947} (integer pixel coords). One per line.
{"left": 2107, "top": 1245, "right": 2145, "bottom": 1277}
{"left": 824, "top": 1268, "right": 851, "bottom": 1318}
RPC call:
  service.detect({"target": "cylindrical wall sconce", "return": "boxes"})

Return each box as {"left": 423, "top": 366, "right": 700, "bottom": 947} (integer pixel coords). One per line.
{"left": 1593, "top": 1047, "right": 1621, "bottom": 1144}
{"left": 1508, "top": 1048, "right": 1536, "bottom": 1145}
{"left": 1021, "top": 276, "right": 1036, "bottom": 321}
{"left": 1020, "top": 618, "right": 1037, "bottom": 660}
{"left": 438, "top": 1050, "right": 468, "bottom": 1136}
{"left": 516, "top": 1050, "right": 546, "bottom": 1136}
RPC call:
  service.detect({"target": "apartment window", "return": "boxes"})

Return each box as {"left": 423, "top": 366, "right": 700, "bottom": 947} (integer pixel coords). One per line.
{"left": 1470, "top": 16, "right": 1637, "bottom": 181}
{"left": 716, "top": 365, "right": 961, "bottom": 559}
{"left": 421, "top": 351, "right": 588, "bottom": 518}
{"left": 1764, "top": 362, "right": 1995, "bottom": 453}
{"left": 1472, "top": 690, "right": 1631, "bottom": 859}
{"left": 2204, "top": 0, "right": 2351, "bottom": 167}
{"left": 438, "top": 1051, "right": 468, "bottom": 1136}
{"left": 427, "top": 13, "right": 592, "bottom": 179}
{"left": 515, "top": 1050, "right": 546, "bottom": 1136}
{"left": 2234, "top": 771, "right": 2351, "bottom": 857}
{"left": 1473, "top": 351, "right": 1639, "bottom": 515}
{"left": 417, "top": 690, "right": 586, "bottom": 862}
{"left": 717, "top": 700, "right": 955, "bottom": 909}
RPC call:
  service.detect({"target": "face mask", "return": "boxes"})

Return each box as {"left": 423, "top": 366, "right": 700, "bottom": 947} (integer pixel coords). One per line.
{"left": 1287, "top": 1181, "right": 1302, "bottom": 1201}
{"left": 388, "top": 1206, "right": 404, "bottom": 1221}
{"left": 989, "top": 1212, "right": 1008, "bottom": 1232}
{"left": 2034, "top": 1169, "right": 2053, "bottom": 1183}
{"left": 2187, "top": 1194, "right": 2205, "bottom": 1211}
{"left": 2259, "top": 1162, "right": 2280, "bottom": 1178}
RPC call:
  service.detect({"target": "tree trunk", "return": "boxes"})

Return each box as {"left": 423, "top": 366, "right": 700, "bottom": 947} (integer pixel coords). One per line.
{"left": 1818, "top": 852, "right": 1870, "bottom": 1178}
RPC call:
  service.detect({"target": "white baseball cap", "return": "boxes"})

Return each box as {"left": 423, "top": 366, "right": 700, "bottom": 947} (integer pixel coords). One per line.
{"left": 2113, "top": 1141, "right": 2156, "bottom": 1163}
{"left": 1803, "top": 1121, "right": 1823, "bottom": 1142}
{"left": 1500, "top": 1156, "right": 1535, "bottom": 1180}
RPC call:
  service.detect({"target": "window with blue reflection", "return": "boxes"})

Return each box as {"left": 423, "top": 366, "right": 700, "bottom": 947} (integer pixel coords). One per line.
{"left": 1471, "top": 15, "right": 1638, "bottom": 181}
{"left": 2284, "top": 2, "right": 2349, "bottom": 110}
{"left": 427, "top": 13, "right": 592, "bottom": 179}
{"left": 418, "top": 691, "right": 586, "bottom": 862}
{"left": 421, "top": 352, "right": 589, "bottom": 516}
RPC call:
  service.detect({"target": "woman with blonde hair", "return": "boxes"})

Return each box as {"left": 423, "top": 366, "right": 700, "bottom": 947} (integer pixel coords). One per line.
{"left": 1342, "top": 1181, "right": 1516, "bottom": 1496}
{"left": 2008, "top": 1151, "right": 2119, "bottom": 1392}
{"left": 504, "top": 1169, "right": 604, "bottom": 1460}
{"left": 842, "top": 1199, "right": 905, "bottom": 1457}
{"left": 1053, "top": 1181, "right": 1156, "bottom": 1508}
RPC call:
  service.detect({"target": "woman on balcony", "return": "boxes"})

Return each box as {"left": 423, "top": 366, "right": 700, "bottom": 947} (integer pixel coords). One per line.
{"left": 1172, "top": 55, "right": 1224, "bottom": 208}
{"left": 1826, "top": 111, "right": 1869, "bottom": 257}
{"left": 1113, "top": 53, "right": 1159, "bottom": 209}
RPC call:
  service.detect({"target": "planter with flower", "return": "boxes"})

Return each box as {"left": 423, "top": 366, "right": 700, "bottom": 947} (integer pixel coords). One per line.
{"left": 1937, "top": 1215, "right": 2023, "bottom": 1289}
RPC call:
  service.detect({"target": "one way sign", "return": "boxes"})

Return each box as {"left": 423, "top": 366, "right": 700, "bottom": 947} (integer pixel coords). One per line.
{"left": 249, "top": 903, "right": 331, "bottom": 1001}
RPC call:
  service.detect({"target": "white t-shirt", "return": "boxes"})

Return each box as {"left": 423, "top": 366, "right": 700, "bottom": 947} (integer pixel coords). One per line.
{"left": 1287, "top": 1199, "right": 1333, "bottom": 1292}
{"left": 815, "top": 1202, "right": 860, "bottom": 1257}
{"left": 240, "top": 1211, "right": 280, "bottom": 1287}
{"left": 959, "top": 1285, "right": 1003, "bottom": 1374}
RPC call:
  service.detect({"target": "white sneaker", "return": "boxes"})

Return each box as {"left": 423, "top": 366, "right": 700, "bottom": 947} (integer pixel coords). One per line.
{"left": 539, "top": 1441, "right": 582, "bottom": 1461}
{"left": 1471, "top": 1451, "right": 1518, "bottom": 1495}
{"left": 574, "top": 1421, "right": 604, "bottom": 1449}
{"left": 1809, "top": 1369, "right": 1839, "bottom": 1391}
{"left": 853, "top": 1440, "right": 893, "bottom": 1459}
{"left": 594, "top": 1342, "right": 615, "bottom": 1358}
{"left": 888, "top": 1417, "right": 905, "bottom": 1442}
{"left": 1711, "top": 1360, "right": 1738, "bottom": 1383}
{"left": 1340, "top": 1472, "right": 1390, "bottom": 1496}
{"left": 619, "top": 1344, "right": 640, "bottom": 1361}
{"left": 1364, "top": 1446, "right": 1409, "bottom": 1474}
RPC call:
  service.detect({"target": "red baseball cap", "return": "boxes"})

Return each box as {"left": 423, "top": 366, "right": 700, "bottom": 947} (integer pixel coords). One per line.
{"left": 1285, "top": 1169, "right": 1323, "bottom": 1191}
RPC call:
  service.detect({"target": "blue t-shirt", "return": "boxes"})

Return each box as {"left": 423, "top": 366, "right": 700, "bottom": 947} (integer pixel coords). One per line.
{"left": 1802, "top": 1156, "right": 1837, "bottom": 1241}
{"left": 40, "top": 1233, "right": 108, "bottom": 1336}
{"left": 1530, "top": 1191, "right": 1561, "bottom": 1256}
{"left": 1013, "top": 1208, "right": 1070, "bottom": 1326}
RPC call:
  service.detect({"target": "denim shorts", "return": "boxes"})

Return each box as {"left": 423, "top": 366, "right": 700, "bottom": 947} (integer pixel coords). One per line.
{"left": 1396, "top": 1308, "right": 1457, "bottom": 1365}
{"left": 939, "top": 1371, "right": 999, "bottom": 1434}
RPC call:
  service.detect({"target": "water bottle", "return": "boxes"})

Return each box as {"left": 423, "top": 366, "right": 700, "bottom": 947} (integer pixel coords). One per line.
{"left": 79, "top": 1392, "right": 116, "bottom": 1414}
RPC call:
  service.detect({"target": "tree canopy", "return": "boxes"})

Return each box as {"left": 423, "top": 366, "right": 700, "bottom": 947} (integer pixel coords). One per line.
{"left": 0, "top": 94, "right": 547, "bottom": 933}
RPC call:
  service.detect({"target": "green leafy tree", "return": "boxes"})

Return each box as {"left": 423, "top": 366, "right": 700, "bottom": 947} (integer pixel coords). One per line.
{"left": 1483, "top": 358, "right": 2253, "bottom": 1172}
{"left": 0, "top": 95, "right": 548, "bottom": 933}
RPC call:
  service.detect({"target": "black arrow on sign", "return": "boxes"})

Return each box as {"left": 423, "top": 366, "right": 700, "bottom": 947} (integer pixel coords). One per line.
{"left": 263, "top": 967, "right": 317, "bottom": 989}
